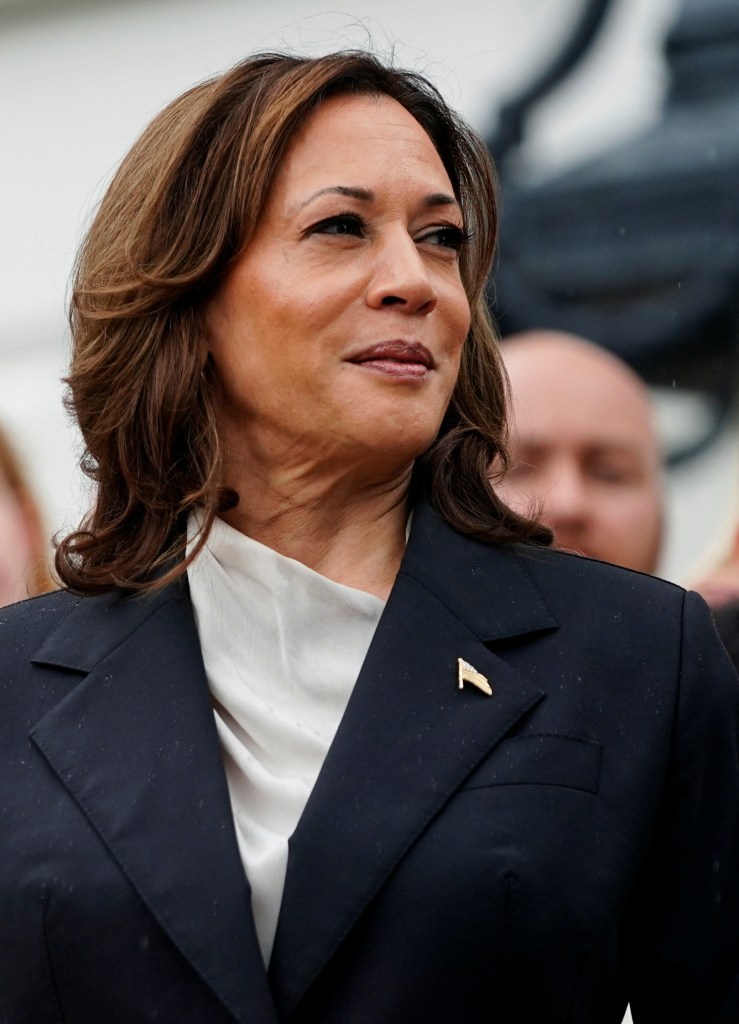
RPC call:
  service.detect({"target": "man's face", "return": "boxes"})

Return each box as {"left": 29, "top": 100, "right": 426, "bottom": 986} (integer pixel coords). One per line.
{"left": 494, "top": 336, "right": 663, "bottom": 575}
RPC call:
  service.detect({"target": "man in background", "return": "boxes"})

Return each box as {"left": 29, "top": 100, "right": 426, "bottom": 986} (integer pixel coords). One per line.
{"left": 493, "top": 330, "right": 664, "bottom": 575}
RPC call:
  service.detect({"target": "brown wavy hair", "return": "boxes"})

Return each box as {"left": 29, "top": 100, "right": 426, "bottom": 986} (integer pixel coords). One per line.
{"left": 57, "top": 49, "right": 551, "bottom": 594}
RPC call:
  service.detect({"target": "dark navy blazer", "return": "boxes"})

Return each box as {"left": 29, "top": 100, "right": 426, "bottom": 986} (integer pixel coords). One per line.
{"left": 2, "top": 501, "right": 738, "bottom": 1023}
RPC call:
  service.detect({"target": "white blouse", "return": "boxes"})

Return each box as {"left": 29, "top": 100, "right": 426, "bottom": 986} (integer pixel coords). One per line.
{"left": 186, "top": 514, "right": 385, "bottom": 964}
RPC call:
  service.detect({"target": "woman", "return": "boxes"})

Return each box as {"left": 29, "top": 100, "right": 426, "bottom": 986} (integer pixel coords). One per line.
{"left": 1, "top": 51, "right": 737, "bottom": 1024}
{"left": 0, "top": 423, "right": 53, "bottom": 606}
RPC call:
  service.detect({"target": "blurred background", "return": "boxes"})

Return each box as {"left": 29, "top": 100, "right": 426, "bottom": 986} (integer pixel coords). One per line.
{"left": 1, "top": 0, "right": 738, "bottom": 587}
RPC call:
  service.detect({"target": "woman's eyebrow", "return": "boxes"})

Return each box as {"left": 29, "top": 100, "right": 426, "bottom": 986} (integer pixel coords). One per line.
{"left": 423, "top": 192, "right": 460, "bottom": 210}
{"left": 294, "top": 186, "right": 460, "bottom": 212}
{"left": 296, "top": 185, "right": 374, "bottom": 211}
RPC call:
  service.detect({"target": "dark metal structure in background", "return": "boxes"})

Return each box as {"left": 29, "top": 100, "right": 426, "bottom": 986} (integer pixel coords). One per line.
{"left": 488, "top": 0, "right": 739, "bottom": 461}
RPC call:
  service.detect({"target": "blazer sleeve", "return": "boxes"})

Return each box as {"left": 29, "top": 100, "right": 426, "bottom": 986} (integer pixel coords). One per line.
{"left": 628, "top": 590, "right": 739, "bottom": 1023}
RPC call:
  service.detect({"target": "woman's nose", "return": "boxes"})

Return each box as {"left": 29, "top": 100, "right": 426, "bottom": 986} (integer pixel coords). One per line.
{"left": 365, "top": 232, "right": 438, "bottom": 315}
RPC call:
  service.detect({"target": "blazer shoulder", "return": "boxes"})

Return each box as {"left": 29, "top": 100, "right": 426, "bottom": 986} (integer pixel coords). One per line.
{"left": 405, "top": 502, "right": 689, "bottom": 643}
{"left": 511, "top": 542, "right": 685, "bottom": 603}
{"left": 0, "top": 590, "right": 86, "bottom": 735}
{"left": 409, "top": 500, "right": 684, "bottom": 609}
{"left": 499, "top": 543, "right": 701, "bottom": 650}
{"left": 0, "top": 589, "right": 81, "bottom": 656}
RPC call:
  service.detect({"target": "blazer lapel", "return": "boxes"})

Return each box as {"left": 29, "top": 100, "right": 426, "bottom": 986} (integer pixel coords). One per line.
{"left": 269, "top": 503, "right": 558, "bottom": 1018}
{"left": 29, "top": 582, "right": 278, "bottom": 1024}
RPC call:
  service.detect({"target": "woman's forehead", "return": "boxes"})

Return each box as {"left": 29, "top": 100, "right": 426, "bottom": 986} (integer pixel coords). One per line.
{"left": 270, "top": 93, "right": 454, "bottom": 205}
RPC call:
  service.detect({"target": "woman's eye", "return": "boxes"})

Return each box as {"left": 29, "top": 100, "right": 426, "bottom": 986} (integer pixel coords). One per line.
{"left": 309, "top": 213, "right": 365, "bottom": 237}
{"left": 417, "top": 225, "right": 469, "bottom": 252}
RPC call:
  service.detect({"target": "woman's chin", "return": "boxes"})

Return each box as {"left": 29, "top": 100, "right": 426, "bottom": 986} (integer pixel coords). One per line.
{"left": 345, "top": 426, "right": 439, "bottom": 472}
{"left": 345, "top": 403, "right": 445, "bottom": 455}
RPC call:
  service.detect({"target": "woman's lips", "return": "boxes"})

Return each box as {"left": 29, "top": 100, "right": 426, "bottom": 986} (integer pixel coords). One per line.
{"left": 347, "top": 341, "right": 435, "bottom": 378}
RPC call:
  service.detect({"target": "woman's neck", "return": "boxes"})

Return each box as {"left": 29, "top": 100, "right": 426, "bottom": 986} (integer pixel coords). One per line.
{"left": 219, "top": 456, "right": 413, "bottom": 601}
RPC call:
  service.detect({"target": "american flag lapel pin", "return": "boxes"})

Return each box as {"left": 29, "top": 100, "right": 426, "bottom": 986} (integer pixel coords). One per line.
{"left": 457, "top": 657, "right": 492, "bottom": 696}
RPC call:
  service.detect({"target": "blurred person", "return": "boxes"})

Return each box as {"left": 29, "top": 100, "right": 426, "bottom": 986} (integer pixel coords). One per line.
{"left": 0, "top": 51, "right": 737, "bottom": 1024}
{"left": 0, "top": 423, "right": 53, "bottom": 606}
{"left": 492, "top": 329, "right": 664, "bottom": 574}
{"left": 693, "top": 527, "right": 739, "bottom": 609}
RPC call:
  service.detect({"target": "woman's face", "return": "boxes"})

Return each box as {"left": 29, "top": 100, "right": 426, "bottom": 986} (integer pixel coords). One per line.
{"left": 206, "top": 92, "right": 471, "bottom": 476}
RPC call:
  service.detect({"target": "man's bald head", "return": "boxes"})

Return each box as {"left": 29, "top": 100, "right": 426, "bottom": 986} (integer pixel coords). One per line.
{"left": 494, "top": 330, "right": 664, "bottom": 574}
